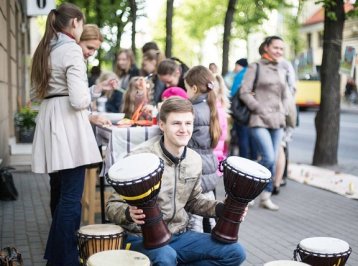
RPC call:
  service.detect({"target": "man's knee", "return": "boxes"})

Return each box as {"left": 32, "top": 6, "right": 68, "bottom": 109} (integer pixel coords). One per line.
{"left": 224, "top": 243, "right": 246, "bottom": 265}
{"left": 232, "top": 243, "right": 246, "bottom": 264}
{"left": 150, "top": 245, "right": 177, "bottom": 265}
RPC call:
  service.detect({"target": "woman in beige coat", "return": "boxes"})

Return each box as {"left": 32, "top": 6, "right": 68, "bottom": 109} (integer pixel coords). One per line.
{"left": 240, "top": 36, "right": 287, "bottom": 211}
{"left": 31, "top": 3, "right": 100, "bottom": 265}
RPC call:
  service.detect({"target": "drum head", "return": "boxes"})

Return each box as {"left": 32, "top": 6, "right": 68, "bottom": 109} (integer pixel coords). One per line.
{"left": 108, "top": 153, "right": 161, "bottom": 182}
{"left": 226, "top": 156, "right": 271, "bottom": 179}
{"left": 299, "top": 237, "right": 350, "bottom": 255}
{"left": 87, "top": 250, "right": 150, "bottom": 266}
{"left": 78, "top": 224, "right": 124, "bottom": 236}
{"left": 264, "top": 260, "right": 310, "bottom": 266}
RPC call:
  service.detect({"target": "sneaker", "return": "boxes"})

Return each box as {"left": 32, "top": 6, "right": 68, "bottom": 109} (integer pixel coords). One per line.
{"left": 260, "top": 199, "right": 279, "bottom": 211}
{"left": 280, "top": 179, "right": 287, "bottom": 187}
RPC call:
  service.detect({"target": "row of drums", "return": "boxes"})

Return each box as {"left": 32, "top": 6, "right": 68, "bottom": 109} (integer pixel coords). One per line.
{"left": 77, "top": 224, "right": 352, "bottom": 265}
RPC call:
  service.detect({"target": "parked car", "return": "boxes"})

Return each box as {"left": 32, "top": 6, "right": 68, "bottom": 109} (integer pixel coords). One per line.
{"left": 295, "top": 74, "right": 321, "bottom": 110}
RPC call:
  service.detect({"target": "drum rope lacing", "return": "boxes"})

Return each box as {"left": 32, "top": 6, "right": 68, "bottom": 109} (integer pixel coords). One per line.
{"left": 220, "top": 160, "right": 271, "bottom": 203}
{"left": 294, "top": 245, "right": 352, "bottom": 258}
{"left": 106, "top": 160, "right": 164, "bottom": 203}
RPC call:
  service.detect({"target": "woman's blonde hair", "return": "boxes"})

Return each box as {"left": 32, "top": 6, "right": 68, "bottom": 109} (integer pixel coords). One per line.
{"left": 80, "top": 24, "right": 103, "bottom": 42}
{"left": 31, "top": 3, "right": 84, "bottom": 99}
{"left": 214, "top": 74, "right": 230, "bottom": 115}
{"left": 121, "top": 77, "right": 153, "bottom": 118}
{"left": 184, "top": 65, "right": 221, "bottom": 148}
{"left": 98, "top": 71, "right": 118, "bottom": 100}
{"left": 115, "top": 48, "right": 136, "bottom": 78}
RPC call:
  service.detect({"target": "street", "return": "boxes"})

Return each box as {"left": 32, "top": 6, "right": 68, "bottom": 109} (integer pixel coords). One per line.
{"left": 290, "top": 109, "right": 358, "bottom": 175}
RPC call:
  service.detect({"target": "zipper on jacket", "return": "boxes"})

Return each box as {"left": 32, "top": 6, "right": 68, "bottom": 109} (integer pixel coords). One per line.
{"left": 168, "top": 161, "right": 179, "bottom": 223}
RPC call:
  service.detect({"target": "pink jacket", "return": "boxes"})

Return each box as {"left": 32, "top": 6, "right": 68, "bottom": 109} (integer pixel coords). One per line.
{"left": 213, "top": 101, "right": 228, "bottom": 167}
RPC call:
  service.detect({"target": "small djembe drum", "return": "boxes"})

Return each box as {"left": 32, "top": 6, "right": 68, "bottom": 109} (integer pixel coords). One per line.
{"left": 106, "top": 153, "right": 171, "bottom": 249}
{"left": 264, "top": 260, "right": 310, "bottom": 266}
{"left": 87, "top": 250, "right": 150, "bottom": 266}
{"left": 212, "top": 156, "right": 271, "bottom": 243}
{"left": 77, "top": 224, "right": 124, "bottom": 265}
{"left": 294, "top": 237, "right": 352, "bottom": 266}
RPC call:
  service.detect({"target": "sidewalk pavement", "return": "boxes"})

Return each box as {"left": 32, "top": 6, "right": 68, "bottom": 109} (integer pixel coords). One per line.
{"left": 0, "top": 165, "right": 357, "bottom": 266}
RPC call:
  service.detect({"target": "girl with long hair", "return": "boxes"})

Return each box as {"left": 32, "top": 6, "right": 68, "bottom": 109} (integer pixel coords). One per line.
{"left": 184, "top": 65, "right": 221, "bottom": 233}
{"left": 31, "top": 3, "right": 101, "bottom": 265}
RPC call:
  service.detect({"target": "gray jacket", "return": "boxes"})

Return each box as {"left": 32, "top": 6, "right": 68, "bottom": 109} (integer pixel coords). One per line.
{"left": 240, "top": 59, "right": 287, "bottom": 129}
{"left": 105, "top": 137, "right": 220, "bottom": 235}
{"left": 189, "top": 94, "right": 220, "bottom": 193}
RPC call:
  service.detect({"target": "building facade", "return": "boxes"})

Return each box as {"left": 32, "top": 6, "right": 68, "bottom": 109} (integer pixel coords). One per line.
{"left": 0, "top": 0, "right": 29, "bottom": 165}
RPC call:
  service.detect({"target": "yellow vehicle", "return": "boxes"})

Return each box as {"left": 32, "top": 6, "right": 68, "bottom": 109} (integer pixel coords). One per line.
{"left": 295, "top": 78, "right": 321, "bottom": 109}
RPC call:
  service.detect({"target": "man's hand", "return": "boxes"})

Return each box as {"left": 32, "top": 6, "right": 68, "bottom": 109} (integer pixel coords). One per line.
{"left": 129, "top": 206, "right": 146, "bottom": 225}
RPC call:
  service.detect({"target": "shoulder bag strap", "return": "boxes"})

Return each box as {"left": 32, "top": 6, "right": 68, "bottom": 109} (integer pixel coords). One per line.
{"left": 252, "top": 62, "right": 260, "bottom": 93}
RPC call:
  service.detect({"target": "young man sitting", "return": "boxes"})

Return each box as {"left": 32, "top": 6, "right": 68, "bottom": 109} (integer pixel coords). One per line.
{"left": 106, "top": 97, "right": 246, "bottom": 265}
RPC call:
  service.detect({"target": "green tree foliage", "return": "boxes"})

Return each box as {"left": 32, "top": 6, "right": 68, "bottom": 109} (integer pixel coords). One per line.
{"left": 58, "top": 0, "right": 145, "bottom": 66}
{"left": 281, "top": 0, "right": 304, "bottom": 58}
{"left": 175, "top": 0, "right": 288, "bottom": 73}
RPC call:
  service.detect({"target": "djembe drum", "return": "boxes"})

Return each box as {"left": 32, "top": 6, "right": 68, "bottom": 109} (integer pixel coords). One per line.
{"left": 77, "top": 224, "right": 124, "bottom": 265}
{"left": 106, "top": 153, "right": 171, "bottom": 249}
{"left": 294, "top": 237, "right": 352, "bottom": 266}
{"left": 212, "top": 156, "right": 271, "bottom": 243}
{"left": 87, "top": 250, "right": 150, "bottom": 266}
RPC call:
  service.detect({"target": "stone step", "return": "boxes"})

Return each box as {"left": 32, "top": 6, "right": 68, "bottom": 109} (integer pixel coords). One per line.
{"left": 8, "top": 137, "right": 32, "bottom": 167}
{"left": 9, "top": 154, "right": 31, "bottom": 168}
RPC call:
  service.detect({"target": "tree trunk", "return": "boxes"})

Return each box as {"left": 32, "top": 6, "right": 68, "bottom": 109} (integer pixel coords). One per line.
{"left": 130, "top": 0, "right": 137, "bottom": 60}
{"left": 165, "top": 0, "right": 174, "bottom": 58}
{"left": 313, "top": 0, "right": 345, "bottom": 166}
{"left": 222, "top": 0, "right": 237, "bottom": 76}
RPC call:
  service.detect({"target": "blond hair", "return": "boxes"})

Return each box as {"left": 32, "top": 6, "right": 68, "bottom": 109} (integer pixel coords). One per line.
{"left": 214, "top": 74, "right": 230, "bottom": 114}
{"left": 80, "top": 24, "right": 103, "bottom": 42}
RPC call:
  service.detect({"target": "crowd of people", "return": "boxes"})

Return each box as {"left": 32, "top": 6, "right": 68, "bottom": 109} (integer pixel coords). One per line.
{"left": 30, "top": 3, "right": 297, "bottom": 266}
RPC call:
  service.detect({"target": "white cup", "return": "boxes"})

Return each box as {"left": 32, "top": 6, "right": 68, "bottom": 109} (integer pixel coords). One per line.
{"left": 97, "top": 97, "right": 108, "bottom": 112}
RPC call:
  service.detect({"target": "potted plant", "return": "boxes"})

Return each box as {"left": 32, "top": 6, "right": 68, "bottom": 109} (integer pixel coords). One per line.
{"left": 14, "top": 107, "right": 38, "bottom": 143}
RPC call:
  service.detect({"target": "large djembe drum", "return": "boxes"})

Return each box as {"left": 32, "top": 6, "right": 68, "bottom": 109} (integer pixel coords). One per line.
{"left": 87, "top": 250, "right": 150, "bottom": 266}
{"left": 106, "top": 153, "right": 171, "bottom": 249}
{"left": 77, "top": 224, "right": 124, "bottom": 265}
{"left": 212, "top": 156, "right": 271, "bottom": 243}
{"left": 294, "top": 237, "right": 352, "bottom": 266}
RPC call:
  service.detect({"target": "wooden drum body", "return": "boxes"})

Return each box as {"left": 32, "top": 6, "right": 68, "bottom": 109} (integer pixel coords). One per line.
{"left": 212, "top": 156, "right": 271, "bottom": 243}
{"left": 77, "top": 224, "right": 124, "bottom": 265}
{"left": 294, "top": 237, "right": 352, "bottom": 266}
{"left": 106, "top": 153, "right": 171, "bottom": 249}
{"left": 87, "top": 250, "right": 150, "bottom": 266}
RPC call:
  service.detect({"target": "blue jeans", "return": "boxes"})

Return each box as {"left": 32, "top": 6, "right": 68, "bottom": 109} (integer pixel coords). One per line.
{"left": 44, "top": 166, "right": 86, "bottom": 266}
{"left": 250, "top": 127, "right": 283, "bottom": 192}
{"left": 125, "top": 231, "right": 246, "bottom": 266}
{"left": 234, "top": 123, "right": 257, "bottom": 160}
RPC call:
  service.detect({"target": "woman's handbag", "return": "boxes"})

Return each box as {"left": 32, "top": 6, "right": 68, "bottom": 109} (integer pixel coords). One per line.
{"left": 285, "top": 82, "right": 297, "bottom": 128}
{"left": 0, "top": 246, "right": 23, "bottom": 266}
{"left": 0, "top": 167, "right": 18, "bottom": 201}
{"left": 230, "top": 63, "right": 259, "bottom": 125}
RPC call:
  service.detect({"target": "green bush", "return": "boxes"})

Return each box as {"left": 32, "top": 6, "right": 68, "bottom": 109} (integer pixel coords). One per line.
{"left": 14, "top": 107, "right": 37, "bottom": 130}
